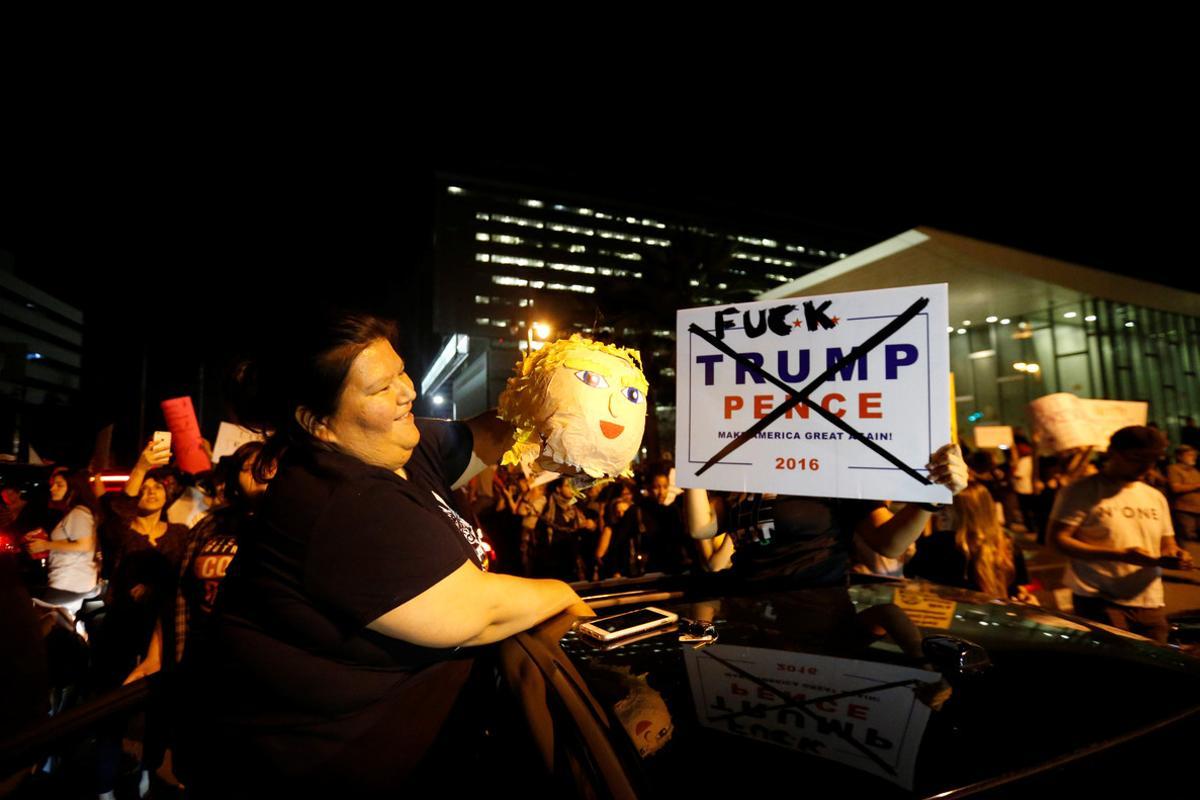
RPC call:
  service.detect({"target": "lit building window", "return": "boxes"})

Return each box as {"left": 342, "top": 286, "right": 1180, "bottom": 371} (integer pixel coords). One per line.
{"left": 493, "top": 319, "right": 509, "bottom": 327}
{"left": 785, "top": 244, "right": 808, "bottom": 253}
{"left": 518, "top": 299, "right": 530, "bottom": 307}
{"left": 490, "top": 254, "right": 545, "bottom": 268}
{"left": 476, "top": 254, "right": 490, "bottom": 263}
{"left": 568, "top": 244, "right": 586, "bottom": 253}
{"left": 688, "top": 279, "right": 700, "bottom": 286}
{"left": 652, "top": 329, "right": 673, "bottom": 338}
{"left": 765, "top": 273, "right": 790, "bottom": 282}
{"left": 549, "top": 223, "right": 595, "bottom": 236}
{"left": 492, "top": 275, "right": 594, "bottom": 294}
{"left": 598, "top": 229, "right": 642, "bottom": 243}
{"left": 761, "top": 238, "right": 778, "bottom": 248}
{"left": 475, "top": 317, "right": 490, "bottom": 325}
{"left": 447, "top": 186, "right": 464, "bottom": 195}
{"left": 594, "top": 211, "right": 613, "bottom": 220}
{"left": 548, "top": 262, "right": 597, "bottom": 275}
{"left": 520, "top": 199, "right": 544, "bottom": 208}
{"left": 596, "top": 267, "right": 640, "bottom": 278}
{"left": 489, "top": 234, "right": 526, "bottom": 246}
{"left": 492, "top": 214, "right": 545, "bottom": 229}
{"left": 598, "top": 249, "right": 642, "bottom": 261}
{"left": 475, "top": 212, "right": 490, "bottom": 221}
{"left": 545, "top": 282, "right": 595, "bottom": 294}
{"left": 643, "top": 237, "right": 671, "bottom": 247}
{"left": 476, "top": 232, "right": 490, "bottom": 242}
{"left": 733, "top": 252, "right": 763, "bottom": 262}
{"left": 474, "top": 296, "right": 490, "bottom": 304}
{"left": 660, "top": 367, "right": 676, "bottom": 377}
{"left": 577, "top": 207, "right": 594, "bottom": 216}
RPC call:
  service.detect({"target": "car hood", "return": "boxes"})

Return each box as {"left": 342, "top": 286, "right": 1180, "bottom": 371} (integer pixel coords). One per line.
{"left": 545, "top": 575, "right": 1200, "bottom": 798}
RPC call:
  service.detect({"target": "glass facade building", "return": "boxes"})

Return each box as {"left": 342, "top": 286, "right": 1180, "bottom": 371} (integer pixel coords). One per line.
{"left": 951, "top": 298, "right": 1200, "bottom": 445}
{"left": 765, "top": 228, "right": 1200, "bottom": 448}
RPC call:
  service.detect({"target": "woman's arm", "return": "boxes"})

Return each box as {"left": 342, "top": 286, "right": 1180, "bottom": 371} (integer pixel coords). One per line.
{"left": 125, "top": 439, "right": 172, "bottom": 498}
{"left": 29, "top": 533, "right": 95, "bottom": 554}
{"left": 686, "top": 488, "right": 718, "bottom": 539}
{"left": 857, "top": 444, "right": 968, "bottom": 559}
{"left": 703, "top": 533, "right": 735, "bottom": 572}
{"left": 368, "top": 561, "right": 592, "bottom": 649}
{"left": 595, "top": 525, "right": 613, "bottom": 561}
{"left": 123, "top": 620, "right": 163, "bottom": 684}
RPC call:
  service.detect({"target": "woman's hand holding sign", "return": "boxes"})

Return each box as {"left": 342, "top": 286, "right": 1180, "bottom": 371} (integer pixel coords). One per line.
{"left": 926, "top": 444, "right": 968, "bottom": 496}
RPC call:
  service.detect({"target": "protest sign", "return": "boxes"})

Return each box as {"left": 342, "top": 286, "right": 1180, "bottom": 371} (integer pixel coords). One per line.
{"left": 972, "top": 425, "right": 1014, "bottom": 450}
{"left": 212, "top": 422, "right": 265, "bottom": 462}
{"left": 683, "top": 644, "right": 936, "bottom": 789}
{"left": 675, "top": 284, "right": 951, "bottom": 503}
{"left": 892, "top": 587, "right": 957, "bottom": 629}
{"left": 1028, "top": 393, "right": 1148, "bottom": 453}
{"left": 160, "top": 396, "right": 212, "bottom": 474}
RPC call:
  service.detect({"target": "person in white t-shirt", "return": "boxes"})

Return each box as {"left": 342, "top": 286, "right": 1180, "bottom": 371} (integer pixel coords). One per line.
{"left": 1050, "top": 426, "right": 1193, "bottom": 642}
{"left": 26, "top": 469, "right": 102, "bottom": 615}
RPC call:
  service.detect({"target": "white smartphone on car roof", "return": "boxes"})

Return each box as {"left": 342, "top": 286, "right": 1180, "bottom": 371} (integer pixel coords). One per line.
{"left": 577, "top": 607, "right": 679, "bottom": 642}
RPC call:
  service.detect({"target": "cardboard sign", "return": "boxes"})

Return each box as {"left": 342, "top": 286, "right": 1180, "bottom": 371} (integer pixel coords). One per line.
{"left": 1028, "top": 393, "right": 1148, "bottom": 453}
{"left": 683, "top": 644, "right": 937, "bottom": 789}
{"left": 892, "top": 588, "right": 957, "bottom": 629}
{"left": 972, "top": 425, "right": 1014, "bottom": 450}
{"left": 211, "top": 422, "right": 266, "bottom": 463}
{"left": 675, "top": 284, "right": 951, "bottom": 503}
{"left": 160, "top": 397, "right": 213, "bottom": 474}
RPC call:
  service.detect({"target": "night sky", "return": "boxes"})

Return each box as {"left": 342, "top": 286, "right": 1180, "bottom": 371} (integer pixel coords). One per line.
{"left": 3, "top": 136, "right": 1194, "bottom": 465}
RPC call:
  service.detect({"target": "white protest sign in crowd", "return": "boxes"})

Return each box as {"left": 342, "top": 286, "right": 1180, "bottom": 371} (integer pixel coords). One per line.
{"left": 211, "top": 421, "right": 266, "bottom": 462}
{"left": 1028, "top": 393, "right": 1148, "bottom": 453}
{"left": 972, "top": 425, "right": 1015, "bottom": 450}
{"left": 674, "top": 284, "right": 951, "bottom": 504}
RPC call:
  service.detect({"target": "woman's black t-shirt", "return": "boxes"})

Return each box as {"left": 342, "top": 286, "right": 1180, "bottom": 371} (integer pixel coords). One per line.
{"left": 188, "top": 418, "right": 480, "bottom": 789}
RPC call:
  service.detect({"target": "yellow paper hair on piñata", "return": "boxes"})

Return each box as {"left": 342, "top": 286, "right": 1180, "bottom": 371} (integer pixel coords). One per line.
{"left": 498, "top": 334, "right": 648, "bottom": 479}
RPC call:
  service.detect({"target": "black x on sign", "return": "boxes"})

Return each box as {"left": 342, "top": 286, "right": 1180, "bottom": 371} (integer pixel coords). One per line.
{"left": 673, "top": 285, "right": 952, "bottom": 503}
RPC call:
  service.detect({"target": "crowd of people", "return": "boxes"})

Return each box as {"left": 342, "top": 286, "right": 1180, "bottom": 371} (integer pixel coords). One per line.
{"left": 2, "top": 308, "right": 1197, "bottom": 796}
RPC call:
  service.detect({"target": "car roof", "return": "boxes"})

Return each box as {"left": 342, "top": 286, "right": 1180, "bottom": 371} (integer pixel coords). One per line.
{"left": 519, "top": 572, "right": 1200, "bottom": 798}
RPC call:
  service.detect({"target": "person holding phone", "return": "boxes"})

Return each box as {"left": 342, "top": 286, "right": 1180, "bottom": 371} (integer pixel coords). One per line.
{"left": 1051, "top": 426, "right": 1193, "bottom": 642}
{"left": 25, "top": 469, "right": 103, "bottom": 615}
{"left": 180, "top": 311, "right": 592, "bottom": 795}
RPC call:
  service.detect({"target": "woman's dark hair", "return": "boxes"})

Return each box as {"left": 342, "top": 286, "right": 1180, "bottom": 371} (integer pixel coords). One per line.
{"left": 143, "top": 467, "right": 185, "bottom": 508}
{"left": 61, "top": 469, "right": 104, "bottom": 521}
{"left": 218, "top": 440, "right": 267, "bottom": 508}
{"left": 228, "top": 311, "right": 400, "bottom": 482}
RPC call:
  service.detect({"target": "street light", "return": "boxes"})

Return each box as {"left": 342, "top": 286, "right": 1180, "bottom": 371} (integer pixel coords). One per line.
{"left": 528, "top": 321, "right": 552, "bottom": 352}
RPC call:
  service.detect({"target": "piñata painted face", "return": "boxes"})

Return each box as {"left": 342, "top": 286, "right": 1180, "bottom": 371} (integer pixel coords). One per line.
{"left": 498, "top": 335, "right": 649, "bottom": 479}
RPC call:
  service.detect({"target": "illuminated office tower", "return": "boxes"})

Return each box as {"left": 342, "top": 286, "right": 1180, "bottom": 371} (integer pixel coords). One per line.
{"left": 427, "top": 174, "right": 863, "bottom": 451}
